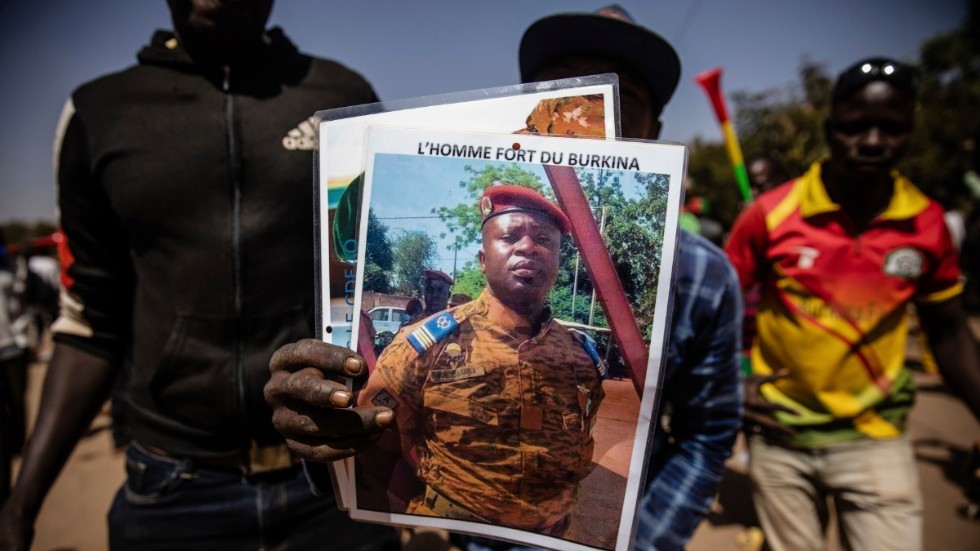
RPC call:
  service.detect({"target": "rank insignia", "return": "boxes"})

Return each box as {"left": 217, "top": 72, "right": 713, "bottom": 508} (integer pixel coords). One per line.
{"left": 408, "top": 311, "right": 459, "bottom": 355}
{"left": 480, "top": 195, "right": 494, "bottom": 217}
{"left": 371, "top": 390, "right": 398, "bottom": 409}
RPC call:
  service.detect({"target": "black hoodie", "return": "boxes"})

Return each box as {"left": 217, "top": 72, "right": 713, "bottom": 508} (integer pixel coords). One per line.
{"left": 53, "top": 28, "right": 378, "bottom": 456}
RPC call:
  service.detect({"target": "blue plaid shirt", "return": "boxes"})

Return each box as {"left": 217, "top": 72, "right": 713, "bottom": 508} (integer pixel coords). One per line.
{"left": 634, "top": 230, "right": 743, "bottom": 550}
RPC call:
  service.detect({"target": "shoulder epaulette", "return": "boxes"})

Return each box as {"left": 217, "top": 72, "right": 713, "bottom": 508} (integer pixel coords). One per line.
{"left": 407, "top": 310, "right": 458, "bottom": 355}
{"left": 568, "top": 327, "right": 608, "bottom": 379}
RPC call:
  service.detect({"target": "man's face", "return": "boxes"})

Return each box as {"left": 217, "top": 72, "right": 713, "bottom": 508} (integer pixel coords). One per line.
{"left": 167, "top": 0, "right": 273, "bottom": 52}
{"left": 748, "top": 158, "right": 778, "bottom": 194}
{"left": 529, "top": 54, "right": 661, "bottom": 140}
{"left": 423, "top": 280, "right": 451, "bottom": 313}
{"left": 825, "top": 81, "right": 915, "bottom": 181}
{"left": 479, "top": 211, "right": 561, "bottom": 310}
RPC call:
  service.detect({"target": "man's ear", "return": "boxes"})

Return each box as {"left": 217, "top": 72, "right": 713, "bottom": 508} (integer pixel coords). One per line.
{"left": 478, "top": 250, "right": 486, "bottom": 273}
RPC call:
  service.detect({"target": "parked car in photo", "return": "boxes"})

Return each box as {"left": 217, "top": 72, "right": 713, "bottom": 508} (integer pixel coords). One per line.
{"left": 367, "top": 306, "right": 411, "bottom": 338}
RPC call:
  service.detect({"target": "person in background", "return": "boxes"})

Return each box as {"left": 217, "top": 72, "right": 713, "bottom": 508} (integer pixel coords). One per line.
{"left": 726, "top": 57, "right": 980, "bottom": 551}
{"left": 398, "top": 269, "right": 454, "bottom": 335}
{"left": 449, "top": 293, "right": 473, "bottom": 308}
{"left": 0, "top": 230, "right": 32, "bottom": 506}
{"left": 419, "top": 269, "right": 454, "bottom": 319}
{"left": 507, "top": 5, "right": 744, "bottom": 550}
{"left": 746, "top": 153, "right": 789, "bottom": 197}
{"left": 740, "top": 153, "right": 791, "bottom": 371}
{"left": 401, "top": 297, "right": 424, "bottom": 329}
{"left": 0, "top": 1, "right": 397, "bottom": 549}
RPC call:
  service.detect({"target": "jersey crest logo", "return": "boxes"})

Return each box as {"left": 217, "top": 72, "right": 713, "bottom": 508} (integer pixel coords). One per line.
{"left": 795, "top": 246, "right": 820, "bottom": 269}
{"left": 883, "top": 247, "right": 923, "bottom": 279}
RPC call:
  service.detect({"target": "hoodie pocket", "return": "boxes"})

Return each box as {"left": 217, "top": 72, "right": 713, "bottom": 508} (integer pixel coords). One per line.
{"left": 149, "top": 313, "right": 237, "bottom": 433}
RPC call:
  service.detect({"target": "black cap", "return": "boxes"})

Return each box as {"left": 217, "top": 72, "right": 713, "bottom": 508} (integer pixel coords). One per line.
{"left": 519, "top": 5, "right": 681, "bottom": 112}
{"left": 831, "top": 57, "right": 919, "bottom": 104}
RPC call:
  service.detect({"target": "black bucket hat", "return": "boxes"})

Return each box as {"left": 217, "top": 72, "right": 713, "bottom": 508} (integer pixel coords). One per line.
{"left": 519, "top": 4, "right": 681, "bottom": 111}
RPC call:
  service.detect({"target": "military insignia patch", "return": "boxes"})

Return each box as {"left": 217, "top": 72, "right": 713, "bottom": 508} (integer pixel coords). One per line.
{"left": 443, "top": 342, "right": 466, "bottom": 368}
{"left": 445, "top": 342, "right": 463, "bottom": 359}
{"left": 480, "top": 195, "right": 494, "bottom": 217}
{"left": 883, "top": 247, "right": 923, "bottom": 279}
{"left": 371, "top": 390, "right": 398, "bottom": 409}
{"left": 407, "top": 311, "right": 459, "bottom": 355}
{"left": 568, "top": 327, "right": 607, "bottom": 378}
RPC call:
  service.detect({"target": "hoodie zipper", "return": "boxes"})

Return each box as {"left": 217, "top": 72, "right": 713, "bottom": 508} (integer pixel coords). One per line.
{"left": 223, "top": 65, "right": 247, "bottom": 439}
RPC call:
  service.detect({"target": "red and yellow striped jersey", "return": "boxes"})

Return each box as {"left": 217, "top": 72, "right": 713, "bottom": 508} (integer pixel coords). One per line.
{"left": 725, "top": 162, "right": 962, "bottom": 446}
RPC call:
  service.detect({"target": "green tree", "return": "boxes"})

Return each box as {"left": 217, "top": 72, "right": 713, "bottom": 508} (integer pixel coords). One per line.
{"left": 391, "top": 230, "right": 436, "bottom": 296}
{"left": 362, "top": 209, "right": 393, "bottom": 293}
{"left": 903, "top": 0, "right": 980, "bottom": 207}
{"left": 434, "top": 164, "right": 671, "bottom": 337}
{"left": 602, "top": 172, "right": 670, "bottom": 334}
{"left": 554, "top": 169, "right": 669, "bottom": 335}
{"left": 452, "top": 261, "right": 486, "bottom": 299}
{"left": 686, "top": 138, "right": 743, "bottom": 226}
{"left": 685, "top": 59, "right": 833, "bottom": 228}
{"left": 433, "top": 164, "right": 543, "bottom": 248}
{"left": 0, "top": 220, "right": 57, "bottom": 247}
{"left": 732, "top": 60, "right": 831, "bottom": 182}
{"left": 688, "top": 1, "right": 980, "bottom": 224}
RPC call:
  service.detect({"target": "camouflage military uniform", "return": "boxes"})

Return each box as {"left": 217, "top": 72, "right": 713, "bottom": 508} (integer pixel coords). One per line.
{"left": 357, "top": 289, "right": 604, "bottom": 533}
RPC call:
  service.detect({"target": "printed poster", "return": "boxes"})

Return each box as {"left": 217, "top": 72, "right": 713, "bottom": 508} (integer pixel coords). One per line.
{"left": 347, "top": 127, "right": 686, "bottom": 551}
{"left": 315, "top": 76, "right": 619, "bottom": 507}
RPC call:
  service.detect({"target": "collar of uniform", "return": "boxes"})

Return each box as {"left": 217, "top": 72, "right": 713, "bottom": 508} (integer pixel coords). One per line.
{"left": 476, "top": 288, "right": 555, "bottom": 337}
{"left": 798, "top": 161, "right": 929, "bottom": 221}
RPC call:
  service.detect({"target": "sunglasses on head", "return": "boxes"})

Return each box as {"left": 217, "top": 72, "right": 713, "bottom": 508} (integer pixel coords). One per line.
{"left": 832, "top": 57, "right": 919, "bottom": 102}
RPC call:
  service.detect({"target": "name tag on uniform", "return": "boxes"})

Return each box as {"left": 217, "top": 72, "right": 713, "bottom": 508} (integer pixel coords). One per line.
{"left": 428, "top": 365, "right": 486, "bottom": 384}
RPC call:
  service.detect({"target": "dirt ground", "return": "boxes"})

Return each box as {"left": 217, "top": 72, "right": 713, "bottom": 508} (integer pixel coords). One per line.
{"left": 13, "top": 323, "right": 980, "bottom": 550}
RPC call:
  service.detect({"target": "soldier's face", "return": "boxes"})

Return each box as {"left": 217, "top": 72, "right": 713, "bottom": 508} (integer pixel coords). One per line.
{"left": 479, "top": 211, "right": 561, "bottom": 309}
{"left": 424, "top": 280, "right": 451, "bottom": 312}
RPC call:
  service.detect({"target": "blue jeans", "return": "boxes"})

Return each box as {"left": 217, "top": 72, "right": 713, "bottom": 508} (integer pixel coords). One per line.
{"left": 108, "top": 442, "right": 399, "bottom": 551}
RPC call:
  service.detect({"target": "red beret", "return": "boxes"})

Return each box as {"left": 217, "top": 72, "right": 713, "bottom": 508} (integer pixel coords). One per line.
{"left": 479, "top": 184, "right": 571, "bottom": 234}
{"left": 423, "top": 269, "right": 454, "bottom": 285}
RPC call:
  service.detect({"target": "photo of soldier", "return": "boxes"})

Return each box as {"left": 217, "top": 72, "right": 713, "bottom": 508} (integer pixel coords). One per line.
{"left": 449, "top": 293, "right": 474, "bottom": 308}
{"left": 409, "top": 269, "right": 454, "bottom": 324}
{"left": 341, "top": 128, "right": 683, "bottom": 549}
{"left": 355, "top": 184, "right": 605, "bottom": 537}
